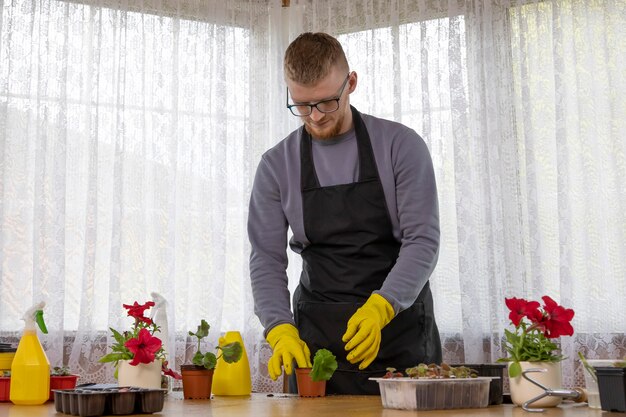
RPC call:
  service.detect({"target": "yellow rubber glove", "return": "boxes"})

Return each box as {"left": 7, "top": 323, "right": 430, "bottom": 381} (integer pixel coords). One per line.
{"left": 266, "top": 323, "right": 312, "bottom": 380}
{"left": 342, "top": 293, "right": 395, "bottom": 370}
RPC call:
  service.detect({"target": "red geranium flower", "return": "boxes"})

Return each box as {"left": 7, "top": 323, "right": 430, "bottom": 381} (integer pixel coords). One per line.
{"left": 125, "top": 328, "right": 163, "bottom": 365}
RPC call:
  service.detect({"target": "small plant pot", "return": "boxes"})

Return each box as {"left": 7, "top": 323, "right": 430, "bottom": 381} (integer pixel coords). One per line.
{"left": 49, "top": 374, "right": 79, "bottom": 401}
{"left": 596, "top": 366, "right": 626, "bottom": 412}
{"left": 0, "top": 344, "right": 16, "bottom": 372}
{"left": 0, "top": 377, "right": 9, "bottom": 402}
{"left": 295, "top": 368, "right": 326, "bottom": 397}
{"left": 181, "top": 365, "right": 214, "bottom": 400}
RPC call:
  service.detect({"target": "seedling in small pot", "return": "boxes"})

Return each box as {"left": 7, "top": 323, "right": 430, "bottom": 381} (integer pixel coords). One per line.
{"left": 189, "top": 319, "right": 243, "bottom": 370}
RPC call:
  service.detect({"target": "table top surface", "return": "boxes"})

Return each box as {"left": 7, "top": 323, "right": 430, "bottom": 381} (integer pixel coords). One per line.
{"left": 0, "top": 391, "right": 623, "bottom": 417}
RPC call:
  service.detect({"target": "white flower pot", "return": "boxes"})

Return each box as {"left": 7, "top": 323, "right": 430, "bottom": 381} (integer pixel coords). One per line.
{"left": 509, "top": 361, "right": 562, "bottom": 408}
{"left": 117, "top": 360, "right": 162, "bottom": 389}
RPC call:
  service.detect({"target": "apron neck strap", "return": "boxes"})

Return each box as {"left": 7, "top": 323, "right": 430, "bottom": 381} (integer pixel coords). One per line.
{"left": 301, "top": 106, "right": 379, "bottom": 190}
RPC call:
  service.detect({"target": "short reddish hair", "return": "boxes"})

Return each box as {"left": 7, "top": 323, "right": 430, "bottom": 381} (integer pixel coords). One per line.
{"left": 284, "top": 32, "right": 349, "bottom": 85}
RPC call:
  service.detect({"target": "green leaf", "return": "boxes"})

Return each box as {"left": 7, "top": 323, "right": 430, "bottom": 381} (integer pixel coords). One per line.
{"left": 99, "top": 352, "right": 126, "bottom": 363}
{"left": 310, "top": 349, "right": 337, "bottom": 382}
{"left": 110, "top": 328, "right": 126, "bottom": 345}
{"left": 508, "top": 361, "right": 522, "bottom": 378}
{"left": 202, "top": 353, "right": 217, "bottom": 370}
{"left": 578, "top": 352, "right": 598, "bottom": 383}
{"left": 195, "top": 320, "right": 210, "bottom": 339}
{"left": 192, "top": 351, "right": 217, "bottom": 369}
{"left": 220, "top": 342, "right": 243, "bottom": 363}
{"left": 192, "top": 351, "right": 204, "bottom": 366}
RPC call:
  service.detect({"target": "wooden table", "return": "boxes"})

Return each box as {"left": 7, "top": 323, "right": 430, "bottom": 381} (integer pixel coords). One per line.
{"left": 0, "top": 391, "right": 623, "bottom": 417}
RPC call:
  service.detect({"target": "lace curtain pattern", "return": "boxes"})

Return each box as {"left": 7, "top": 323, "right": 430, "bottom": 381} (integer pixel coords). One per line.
{"left": 1, "top": 0, "right": 624, "bottom": 393}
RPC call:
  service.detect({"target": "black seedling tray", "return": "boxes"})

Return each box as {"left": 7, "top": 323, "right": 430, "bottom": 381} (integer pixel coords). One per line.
{"left": 52, "top": 386, "right": 166, "bottom": 416}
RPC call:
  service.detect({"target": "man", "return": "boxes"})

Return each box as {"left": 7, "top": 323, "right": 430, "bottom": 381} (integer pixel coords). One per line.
{"left": 248, "top": 32, "right": 441, "bottom": 395}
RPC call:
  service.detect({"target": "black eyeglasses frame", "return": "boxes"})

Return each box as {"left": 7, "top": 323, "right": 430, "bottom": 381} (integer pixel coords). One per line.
{"left": 286, "top": 73, "right": 351, "bottom": 117}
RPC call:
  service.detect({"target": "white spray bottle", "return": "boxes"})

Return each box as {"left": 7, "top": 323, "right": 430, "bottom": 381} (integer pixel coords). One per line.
{"left": 150, "top": 292, "right": 170, "bottom": 390}
{"left": 10, "top": 301, "right": 50, "bottom": 405}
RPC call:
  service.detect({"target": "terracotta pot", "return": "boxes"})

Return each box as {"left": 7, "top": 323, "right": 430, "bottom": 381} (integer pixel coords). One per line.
{"left": 295, "top": 368, "right": 326, "bottom": 397}
{"left": 509, "top": 361, "right": 562, "bottom": 408}
{"left": 49, "top": 375, "right": 79, "bottom": 401}
{"left": 181, "top": 365, "right": 214, "bottom": 399}
{"left": 117, "top": 360, "right": 162, "bottom": 389}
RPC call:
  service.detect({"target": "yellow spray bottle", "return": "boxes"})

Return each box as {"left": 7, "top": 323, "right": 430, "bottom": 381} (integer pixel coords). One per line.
{"left": 10, "top": 301, "right": 50, "bottom": 405}
{"left": 212, "top": 331, "right": 251, "bottom": 396}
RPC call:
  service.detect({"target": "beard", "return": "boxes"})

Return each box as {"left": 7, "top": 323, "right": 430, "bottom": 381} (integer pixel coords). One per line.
{"left": 303, "top": 110, "right": 346, "bottom": 140}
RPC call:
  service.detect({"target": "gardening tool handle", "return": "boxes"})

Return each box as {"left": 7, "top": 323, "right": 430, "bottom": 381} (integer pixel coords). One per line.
{"left": 521, "top": 368, "right": 585, "bottom": 413}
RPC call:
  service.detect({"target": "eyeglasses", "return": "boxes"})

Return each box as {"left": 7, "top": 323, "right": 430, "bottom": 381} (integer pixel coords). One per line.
{"left": 286, "top": 73, "right": 350, "bottom": 117}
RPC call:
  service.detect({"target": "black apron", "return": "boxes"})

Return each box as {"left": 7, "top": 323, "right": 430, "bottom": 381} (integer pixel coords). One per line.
{"left": 292, "top": 106, "right": 441, "bottom": 395}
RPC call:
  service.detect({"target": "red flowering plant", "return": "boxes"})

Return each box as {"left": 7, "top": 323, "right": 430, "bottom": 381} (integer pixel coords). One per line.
{"left": 498, "top": 296, "right": 575, "bottom": 377}
{"left": 99, "top": 301, "right": 181, "bottom": 379}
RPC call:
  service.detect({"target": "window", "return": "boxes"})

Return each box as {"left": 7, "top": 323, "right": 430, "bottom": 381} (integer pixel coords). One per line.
{"left": 0, "top": 1, "right": 251, "bottom": 332}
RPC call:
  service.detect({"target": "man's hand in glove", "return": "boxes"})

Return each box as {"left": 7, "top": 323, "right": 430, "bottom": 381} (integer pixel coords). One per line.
{"left": 342, "top": 293, "right": 395, "bottom": 370}
{"left": 266, "top": 323, "right": 312, "bottom": 380}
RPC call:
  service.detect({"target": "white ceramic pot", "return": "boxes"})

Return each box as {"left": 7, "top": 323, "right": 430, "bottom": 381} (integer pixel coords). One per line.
{"left": 118, "top": 360, "right": 162, "bottom": 389}
{"left": 509, "top": 361, "right": 562, "bottom": 408}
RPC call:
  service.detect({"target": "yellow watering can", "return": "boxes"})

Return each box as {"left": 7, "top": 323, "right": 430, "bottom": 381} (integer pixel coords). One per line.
{"left": 212, "top": 331, "right": 251, "bottom": 396}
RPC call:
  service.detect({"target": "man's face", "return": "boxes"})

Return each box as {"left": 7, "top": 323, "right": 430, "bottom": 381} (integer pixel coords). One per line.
{"left": 287, "top": 68, "right": 354, "bottom": 139}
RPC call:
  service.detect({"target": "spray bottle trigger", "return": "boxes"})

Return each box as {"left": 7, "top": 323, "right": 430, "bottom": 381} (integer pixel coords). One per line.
{"left": 35, "top": 310, "right": 48, "bottom": 334}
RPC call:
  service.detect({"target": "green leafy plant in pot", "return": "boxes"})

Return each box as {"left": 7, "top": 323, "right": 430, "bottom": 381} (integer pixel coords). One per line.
{"left": 180, "top": 319, "right": 242, "bottom": 400}
{"left": 295, "top": 348, "right": 338, "bottom": 397}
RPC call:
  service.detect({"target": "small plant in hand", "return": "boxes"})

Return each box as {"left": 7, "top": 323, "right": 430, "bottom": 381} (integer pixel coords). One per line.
{"left": 309, "top": 348, "right": 338, "bottom": 382}
{"left": 99, "top": 300, "right": 181, "bottom": 379}
{"left": 498, "top": 296, "right": 574, "bottom": 377}
{"left": 188, "top": 319, "right": 242, "bottom": 369}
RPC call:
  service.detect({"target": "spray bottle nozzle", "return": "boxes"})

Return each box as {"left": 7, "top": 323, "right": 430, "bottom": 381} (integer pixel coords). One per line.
{"left": 35, "top": 310, "right": 48, "bottom": 334}
{"left": 23, "top": 302, "right": 48, "bottom": 334}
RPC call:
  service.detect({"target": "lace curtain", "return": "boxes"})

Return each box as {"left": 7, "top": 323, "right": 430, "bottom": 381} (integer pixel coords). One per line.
{"left": 0, "top": 0, "right": 281, "bottom": 392}
{"left": 1, "top": 0, "right": 624, "bottom": 393}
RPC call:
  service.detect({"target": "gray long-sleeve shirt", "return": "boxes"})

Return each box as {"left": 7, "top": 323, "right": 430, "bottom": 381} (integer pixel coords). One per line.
{"left": 248, "top": 110, "right": 440, "bottom": 334}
